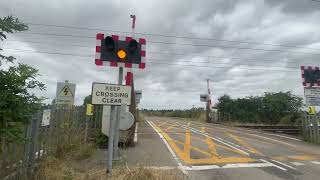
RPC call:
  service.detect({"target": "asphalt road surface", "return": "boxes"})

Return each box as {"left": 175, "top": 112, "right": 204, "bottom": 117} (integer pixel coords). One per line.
{"left": 142, "top": 116, "right": 320, "bottom": 180}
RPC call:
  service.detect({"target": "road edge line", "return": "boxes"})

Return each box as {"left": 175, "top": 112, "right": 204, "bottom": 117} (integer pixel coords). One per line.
{"left": 146, "top": 121, "right": 188, "bottom": 175}
{"left": 134, "top": 122, "right": 138, "bottom": 143}
{"left": 260, "top": 159, "right": 287, "bottom": 171}
{"left": 271, "top": 160, "right": 296, "bottom": 170}
{"left": 248, "top": 134, "right": 295, "bottom": 147}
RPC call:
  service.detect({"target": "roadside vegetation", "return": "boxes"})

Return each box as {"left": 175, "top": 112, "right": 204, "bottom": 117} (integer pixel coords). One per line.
{"left": 143, "top": 91, "right": 303, "bottom": 125}
{"left": 217, "top": 92, "right": 303, "bottom": 125}
{"left": 142, "top": 107, "right": 206, "bottom": 122}
{"left": 35, "top": 143, "right": 97, "bottom": 180}
{"left": 0, "top": 16, "right": 45, "bottom": 144}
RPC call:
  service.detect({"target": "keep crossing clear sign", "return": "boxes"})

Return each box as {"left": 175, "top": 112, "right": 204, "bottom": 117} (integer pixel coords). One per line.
{"left": 56, "top": 81, "right": 76, "bottom": 105}
{"left": 91, "top": 83, "right": 132, "bottom": 105}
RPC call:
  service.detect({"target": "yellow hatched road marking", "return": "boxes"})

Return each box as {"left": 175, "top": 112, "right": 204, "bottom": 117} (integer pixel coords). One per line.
{"left": 227, "top": 133, "right": 263, "bottom": 156}
{"left": 173, "top": 140, "right": 212, "bottom": 157}
{"left": 173, "top": 128, "right": 248, "bottom": 155}
{"left": 157, "top": 121, "right": 168, "bottom": 127}
{"left": 152, "top": 122, "right": 255, "bottom": 165}
{"left": 185, "top": 157, "right": 255, "bottom": 165}
{"left": 205, "top": 136, "right": 219, "bottom": 157}
{"left": 152, "top": 123, "right": 187, "bottom": 161}
{"left": 184, "top": 129, "right": 191, "bottom": 158}
{"left": 201, "top": 127, "right": 218, "bottom": 157}
{"left": 165, "top": 124, "right": 178, "bottom": 132}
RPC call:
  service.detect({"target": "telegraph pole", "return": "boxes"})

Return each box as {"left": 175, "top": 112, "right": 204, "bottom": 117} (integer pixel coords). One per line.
{"left": 206, "top": 79, "right": 212, "bottom": 123}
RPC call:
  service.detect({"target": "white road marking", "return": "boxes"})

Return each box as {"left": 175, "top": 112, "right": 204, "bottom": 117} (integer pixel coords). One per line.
{"left": 260, "top": 159, "right": 287, "bottom": 171}
{"left": 147, "top": 166, "right": 177, "bottom": 170}
{"left": 215, "top": 137, "right": 241, "bottom": 148}
{"left": 262, "top": 133, "right": 301, "bottom": 141}
{"left": 134, "top": 122, "right": 138, "bottom": 143}
{"left": 222, "top": 163, "right": 272, "bottom": 169}
{"left": 184, "top": 163, "right": 273, "bottom": 171}
{"left": 147, "top": 121, "right": 188, "bottom": 175}
{"left": 184, "top": 165, "right": 219, "bottom": 170}
{"left": 188, "top": 120, "right": 302, "bottom": 142}
{"left": 248, "top": 134, "right": 296, "bottom": 147}
{"left": 149, "top": 120, "right": 295, "bottom": 172}
{"left": 291, "top": 162, "right": 304, "bottom": 166}
{"left": 179, "top": 124, "right": 250, "bottom": 156}
{"left": 182, "top": 124, "right": 254, "bottom": 153}
{"left": 311, "top": 161, "right": 320, "bottom": 165}
{"left": 271, "top": 160, "right": 296, "bottom": 170}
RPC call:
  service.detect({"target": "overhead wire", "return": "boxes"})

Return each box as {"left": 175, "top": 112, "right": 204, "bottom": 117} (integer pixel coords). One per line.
{"left": 3, "top": 39, "right": 317, "bottom": 67}
{"left": 25, "top": 22, "right": 320, "bottom": 51}
{"left": 2, "top": 48, "right": 300, "bottom": 72}
{"left": 16, "top": 32, "right": 320, "bottom": 56}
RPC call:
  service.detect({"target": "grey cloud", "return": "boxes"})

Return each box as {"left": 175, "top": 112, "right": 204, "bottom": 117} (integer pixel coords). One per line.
{"left": 264, "top": 0, "right": 320, "bottom": 14}
{"left": 1, "top": 0, "right": 319, "bottom": 108}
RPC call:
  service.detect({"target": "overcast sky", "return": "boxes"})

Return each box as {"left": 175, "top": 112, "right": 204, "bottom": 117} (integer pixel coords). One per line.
{"left": 1, "top": 0, "right": 320, "bottom": 109}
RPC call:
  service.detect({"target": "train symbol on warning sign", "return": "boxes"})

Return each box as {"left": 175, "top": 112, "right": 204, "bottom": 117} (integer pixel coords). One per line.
{"left": 55, "top": 81, "right": 76, "bottom": 105}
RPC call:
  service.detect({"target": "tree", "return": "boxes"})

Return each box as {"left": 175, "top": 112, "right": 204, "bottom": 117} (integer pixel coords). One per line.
{"left": 0, "top": 16, "right": 28, "bottom": 64}
{"left": 216, "top": 95, "right": 233, "bottom": 121}
{"left": 259, "top": 92, "right": 302, "bottom": 124}
{"left": 0, "top": 16, "right": 45, "bottom": 143}
{"left": 216, "top": 92, "right": 303, "bottom": 124}
{"left": 83, "top": 95, "right": 92, "bottom": 105}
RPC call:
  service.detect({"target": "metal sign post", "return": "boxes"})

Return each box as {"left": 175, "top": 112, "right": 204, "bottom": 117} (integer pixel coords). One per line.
{"left": 113, "top": 67, "right": 123, "bottom": 158}
{"left": 91, "top": 82, "right": 131, "bottom": 176}
{"left": 107, "top": 106, "right": 116, "bottom": 175}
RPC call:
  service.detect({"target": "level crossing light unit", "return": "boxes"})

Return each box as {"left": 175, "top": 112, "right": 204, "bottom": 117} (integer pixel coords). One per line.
{"left": 95, "top": 33, "right": 146, "bottom": 69}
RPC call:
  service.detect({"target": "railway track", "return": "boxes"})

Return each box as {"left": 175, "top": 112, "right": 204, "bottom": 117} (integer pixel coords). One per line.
{"left": 235, "top": 125, "right": 301, "bottom": 136}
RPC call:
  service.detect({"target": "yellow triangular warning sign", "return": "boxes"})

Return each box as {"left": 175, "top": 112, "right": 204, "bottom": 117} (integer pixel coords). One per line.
{"left": 307, "top": 106, "right": 316, "bottom": 115}
{"left": 59, "top": 85, "right": 73, "bottom": 97}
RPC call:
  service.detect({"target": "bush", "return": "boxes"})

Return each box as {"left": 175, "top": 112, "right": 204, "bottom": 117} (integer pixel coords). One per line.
{"left": 94, "top": 130, "right": 108, "bottom": 148}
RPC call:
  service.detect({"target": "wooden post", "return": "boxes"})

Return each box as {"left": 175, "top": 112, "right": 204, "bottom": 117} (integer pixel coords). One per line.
{"left": 206, "top": 102, "right": 210, "bottom": 123}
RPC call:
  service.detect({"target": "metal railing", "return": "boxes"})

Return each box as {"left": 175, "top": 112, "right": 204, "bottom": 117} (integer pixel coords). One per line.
{"left": 302, "top": 113, "right": 320, "bottom": 142}
{"left": 0, "top": 105, "right": 86, "bottom": 179}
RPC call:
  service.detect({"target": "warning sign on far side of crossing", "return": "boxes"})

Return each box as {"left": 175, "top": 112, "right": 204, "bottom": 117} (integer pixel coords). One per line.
{"left": 304, "top": 87, "right": 320, "bottom": 106}
{"left": 56, "top": 81, "right": 76, "bottom": 105}
{"left": 304, "top": 87, "right": 320, "bottom": 97}
{"left": 91, "top": 83, "right": 131, "bottom": 105}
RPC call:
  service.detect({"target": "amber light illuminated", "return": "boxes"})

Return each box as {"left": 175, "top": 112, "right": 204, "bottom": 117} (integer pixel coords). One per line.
{"left": 117, "top": 49, "right": 127, "bottom": 60}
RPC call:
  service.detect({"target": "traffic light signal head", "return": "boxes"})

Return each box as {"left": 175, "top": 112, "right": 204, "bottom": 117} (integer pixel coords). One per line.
{"left": 104, "top": 36, "right": 115, "bottom": 52}
{"left": 95, "top": 33, "right": 146, "bottom": 69}
{"left": 128, "top": 39, "right": 138, "bottom": 53}
{"left": 301, "top": 66, "right": 320, "bottom": 87}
